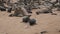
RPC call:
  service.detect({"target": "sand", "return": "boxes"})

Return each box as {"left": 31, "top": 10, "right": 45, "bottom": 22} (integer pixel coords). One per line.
{"left": 0, "top": 9, "right": 60, "bottom": 34}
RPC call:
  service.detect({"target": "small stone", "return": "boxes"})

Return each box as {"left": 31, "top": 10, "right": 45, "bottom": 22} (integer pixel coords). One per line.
{"left": 22, "top": 16, "right": 30, "bottom": 23}
{"left": 9, "top": 14, "right": 13, "bottom": 17}
{"left": 36, "top": 12, "right": 40, "bottom": 15}
{"left": 51, "top": 13, "right": 57, "bottom": 15}
{"left": 41, "top": 31, "right": 47, "bottom": 34}
{"left": 29, "top": 19, "right": 36, "bottom": 26}
{"left": 58, "top": 30, "right": 60, "bottom": 32}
